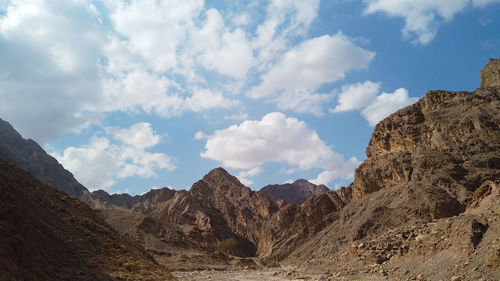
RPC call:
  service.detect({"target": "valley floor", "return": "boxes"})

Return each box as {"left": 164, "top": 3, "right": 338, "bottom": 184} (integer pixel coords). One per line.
{"left": 172, "top": 267, "right": 388, "bottom": 281}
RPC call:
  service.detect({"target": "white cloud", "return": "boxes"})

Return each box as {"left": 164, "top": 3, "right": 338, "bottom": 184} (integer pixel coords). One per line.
{"left": 199, "top": 112, "right": 358, "bottom": 185}
{"left": 237, "top": 167, "right": 263, "bottom": 186}
{"left": 186, "top": 88, "right": 239, "bottom": 112}
{"left": 193, "top": 9, "right": 254, "bottom": 78}
{"left": 108, "top": 0, "right": 204, "bottom": 73}
{"left": 331, "top": 82, "right": 418, "bottom": 126}
{"left": 0, "top": 0, "right": 105, "bottom": 143}
{"left": 248, "top": 33, "right": 375, "bottom": 99}
{"left": 224, "top": 112, "right": 249, "bottom": 121}
{"left": 273, "top": 90, "right": 334, "bottom": 116}
{"left": 361, "top": 88, "right": 419, "bottom": 126}
{"left": 332, "top": 81, "right": 380, "bottom": 112}
{"left": 247, "top": 33, "right": 375, "bottom": 114}
{"left": 363, "top": 0, "right": 472, "bottom": 45}
{"left": 101, "top": 71, "right": 238, "bottom": 117}
{"left": 107, "top": 122, "right": 161, "bottom": 149}
{"left": 51, "top": 123, "right": 175, "bottom": 191}
{"left": 310, "top": 157, "right": 360, "bottom": 186}
{"left": 194, "top": 131, "right": 206, "bottom": 140}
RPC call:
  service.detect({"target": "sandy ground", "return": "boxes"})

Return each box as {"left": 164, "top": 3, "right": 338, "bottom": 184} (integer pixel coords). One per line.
{"left": 172, "top": 267, "right": 388, "bottom": 281}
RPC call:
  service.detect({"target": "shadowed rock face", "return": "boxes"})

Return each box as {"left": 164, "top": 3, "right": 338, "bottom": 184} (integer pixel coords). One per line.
{"left": 0, "top": 158, "right": 175, "bottom": 281}
{"left": 260, "top": 179, "right": 330, "bottom": 205}
{"left": 0, "top": 118, "right": 89, "bottom": 198}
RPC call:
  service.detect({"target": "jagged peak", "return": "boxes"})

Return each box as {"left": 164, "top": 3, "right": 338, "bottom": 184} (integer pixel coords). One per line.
{"left": 202, "top": 167, "right": 243, "bottom": 185}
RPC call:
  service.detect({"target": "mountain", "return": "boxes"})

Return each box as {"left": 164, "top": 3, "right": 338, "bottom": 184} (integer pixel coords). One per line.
{"left": 160, "top": 167, "right": 279, "bottom": 256}
{"left": 0, "top": 118, "right": 89, "bottom": 198}
{"left": 0, "top": 158, "right": 175, "bottom": 281}
{"left": 281, "top": 59, "right": 500, "bottom": 280}
{"left": 260, "top": 179, "right": 330, "bottom": 205}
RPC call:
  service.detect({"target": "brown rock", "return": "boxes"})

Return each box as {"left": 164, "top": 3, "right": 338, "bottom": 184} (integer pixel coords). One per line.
{"left": 481, "top": 58, "right": 500, "bottom": 88}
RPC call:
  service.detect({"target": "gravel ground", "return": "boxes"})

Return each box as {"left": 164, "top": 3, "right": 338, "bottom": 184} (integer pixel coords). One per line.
{"left": 172, "top": 267, "right": 388, "bottom": 281}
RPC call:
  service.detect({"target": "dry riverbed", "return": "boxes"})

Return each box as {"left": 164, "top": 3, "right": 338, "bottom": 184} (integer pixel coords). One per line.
{"left": 172, "top": 267, "right": 388, "bottom": 281}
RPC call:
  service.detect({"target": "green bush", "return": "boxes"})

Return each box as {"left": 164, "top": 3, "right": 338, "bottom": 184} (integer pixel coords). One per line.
{"left": 216, "top": 238, "right": 238, "bottom": 253}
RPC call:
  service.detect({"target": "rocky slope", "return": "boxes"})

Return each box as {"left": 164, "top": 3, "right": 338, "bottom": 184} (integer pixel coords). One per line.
{"left": 0, "top": 158, "right": 175, "bottom": 281}
{"left": 0, "top": 118, "right": 89, "bottom": 198}
{"left": 159, "top": 168, "right": 279, "bottom": 257}
{"left": 260, "top": 179, "right": 330, "bottom": 205}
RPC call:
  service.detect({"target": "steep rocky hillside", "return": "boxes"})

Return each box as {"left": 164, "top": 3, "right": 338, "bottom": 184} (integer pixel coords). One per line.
{"left": 281, "top": 59, "right": 500, "bottom": 280}
{"left": 0, "top": 118, "right": 89, "bottom": 198}
{"left": 0, "top": 158, "right": 175, "bottom": 281}
{"left": 260, "top": 179, "right": 330, "bottom": 205}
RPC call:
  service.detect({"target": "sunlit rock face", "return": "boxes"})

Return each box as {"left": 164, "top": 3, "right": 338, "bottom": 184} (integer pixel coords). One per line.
{"left": 352, "top": 68, "right": 500, "bottom": 204}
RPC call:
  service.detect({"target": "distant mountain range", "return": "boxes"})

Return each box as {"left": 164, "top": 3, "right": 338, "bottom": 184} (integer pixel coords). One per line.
{"left": 260, "top": 179, "right": 330, "bottom": 205}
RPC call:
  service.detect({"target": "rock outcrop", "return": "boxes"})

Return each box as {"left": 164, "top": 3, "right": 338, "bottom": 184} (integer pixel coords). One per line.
{"left": 282, "top": 60, "right": 500, "bottom": 281}
{"left": 260, "top": 179, "right": 330, "bottom": 205}
{"left": 481, "top": 58, "right": 500, "bottom": 88}
{"left": 0, "top": 158, "right": 175, "bottom": 281}
{"left": 352, "top": 85, "right": 499, "bottom": 204}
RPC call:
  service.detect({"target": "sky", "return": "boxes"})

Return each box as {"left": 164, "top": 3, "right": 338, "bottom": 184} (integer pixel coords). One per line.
{"left": 0, "top": 0, "right": 499, "bottom": 195}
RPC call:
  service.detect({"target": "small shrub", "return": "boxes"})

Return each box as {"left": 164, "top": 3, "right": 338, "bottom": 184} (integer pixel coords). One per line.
{"left": 216, "top": 238, "right": 238, "bottom": 254}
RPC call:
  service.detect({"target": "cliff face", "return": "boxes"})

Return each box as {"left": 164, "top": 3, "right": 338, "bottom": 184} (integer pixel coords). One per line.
{"left": 352, "top": 86, "right": 499, "bottom": 204}
{"left": 283, "top": 59, "right": 500, "bottom": 281}
{"left": 0, "top": 158, "right": 174, "bottom": 281}
{"left": 260, "top": 179, "right": 330, "bottom": 205}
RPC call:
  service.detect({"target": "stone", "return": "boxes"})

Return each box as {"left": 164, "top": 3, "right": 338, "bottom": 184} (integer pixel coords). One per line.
{"left": 481, "top": 58, "right": 500, "bottom": 88}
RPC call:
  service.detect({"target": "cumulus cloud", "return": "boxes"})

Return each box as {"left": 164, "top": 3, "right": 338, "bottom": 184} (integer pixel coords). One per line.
{"left": 52, "top": 122, "right": 175, "bottom": 191}
{"left": 361, "top": 88, "right": 419, "bottom": 126}
{"left": 363, "top": 0, "right": 500, "bottom": 45}
{"left": 248, "top": 33, "right": 375, "bottom": 114}
{"left": 331, "top": 81, "right": 418, "bottom": 126}
{"left": 332, "top": 81, "right": 380, "bottom": 112}
{"left": 108, "top": 0, "right": 204, "bottom": 73}
{"left": 199, "top": 112, "right": 359, "bottom": 185}
{"left": 248, "top": 33, "right": 375, "bottom": 99}
{"left": 101, "top": 71, "right": 237, "bottom": 117}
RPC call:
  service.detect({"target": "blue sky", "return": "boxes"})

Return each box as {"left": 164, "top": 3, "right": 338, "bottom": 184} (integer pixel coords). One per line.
{"left": 0, "top": 0, "right": 499, "bottom": 194}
